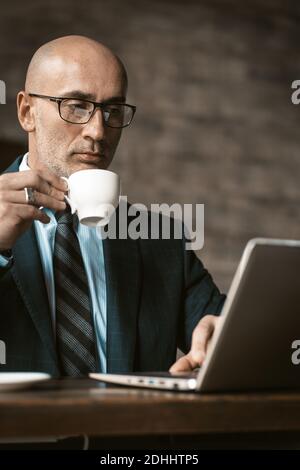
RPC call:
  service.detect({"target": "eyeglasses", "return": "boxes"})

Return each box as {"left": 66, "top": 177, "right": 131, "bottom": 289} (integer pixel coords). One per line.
{"left": 28, "top": 93, "right": 136, "bottom": 128}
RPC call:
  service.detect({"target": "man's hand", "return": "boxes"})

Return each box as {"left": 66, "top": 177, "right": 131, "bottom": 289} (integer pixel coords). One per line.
{"left": 169, "top": 314, "right": 220, "bottom": 373}
{"left": 0, "top": 168, "right": 67, "bottom": 251}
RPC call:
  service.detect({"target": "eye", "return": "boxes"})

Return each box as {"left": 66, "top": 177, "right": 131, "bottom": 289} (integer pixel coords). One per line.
{"left": 106, "top": 105, "right": 122, "bottom": 115}
{"left": 66, "top": 100, "right": 90, "bottom": 110}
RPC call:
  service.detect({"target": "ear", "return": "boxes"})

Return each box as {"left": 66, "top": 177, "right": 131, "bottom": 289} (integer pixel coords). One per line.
{"left": 17, "top": 91, "right": 35, "bottom": 132}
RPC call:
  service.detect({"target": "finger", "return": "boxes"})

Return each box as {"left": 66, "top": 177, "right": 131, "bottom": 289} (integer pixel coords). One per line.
{"left": 190, "top": 315, "right": 218, "bottom": 362}
{"left": 10, "top": 203, "right": 51, "bottom": 224}
{"left": 169, "top": 353, "right": 198, "bottom": 373}
{"left": 3, "top": 189, "right": 66, "bottom": 212}
{"left": 36, "top": 167, "right": 68, "bottom": 192}
{"left": 1, "top": 171, "right": 67, "bottom": 200}
{"left": 169, "top": 316, "right": 219, "bottom": 373}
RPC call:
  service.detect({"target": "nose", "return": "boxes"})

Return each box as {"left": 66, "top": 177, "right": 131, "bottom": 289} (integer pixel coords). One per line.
{"left": 81, "top": 107, "right": 106, "bottom": 141}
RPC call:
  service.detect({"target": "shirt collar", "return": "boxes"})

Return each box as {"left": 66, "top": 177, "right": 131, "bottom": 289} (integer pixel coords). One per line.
{"left": 19, "top": 152, "right": 30, "bottom": 172}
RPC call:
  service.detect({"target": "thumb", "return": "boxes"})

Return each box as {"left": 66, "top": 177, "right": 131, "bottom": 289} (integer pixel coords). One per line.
{"left": 169, "top": 351, "right": 204, "bottom": 373}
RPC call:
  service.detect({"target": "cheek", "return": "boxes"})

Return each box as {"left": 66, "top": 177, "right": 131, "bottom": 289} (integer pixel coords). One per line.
{"left": 108, "top": 129, "right": 122, "bottom": 148}
{"left": 37, "top": 117, "right": 76, "bottom": 149}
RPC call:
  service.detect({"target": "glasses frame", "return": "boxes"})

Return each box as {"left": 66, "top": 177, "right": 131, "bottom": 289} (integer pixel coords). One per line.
{"left": 28, "top": 93, "right": 136, "bottom": 128}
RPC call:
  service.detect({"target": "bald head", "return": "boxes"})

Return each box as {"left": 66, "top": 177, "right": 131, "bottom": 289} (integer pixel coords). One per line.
{"left": 25, "top": 35, "right": 127, "bottom": 93}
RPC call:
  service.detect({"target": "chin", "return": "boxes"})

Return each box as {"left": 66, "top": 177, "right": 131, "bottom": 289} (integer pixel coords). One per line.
{"left": 78, "top": 162, "right": 101, "bottom": 170}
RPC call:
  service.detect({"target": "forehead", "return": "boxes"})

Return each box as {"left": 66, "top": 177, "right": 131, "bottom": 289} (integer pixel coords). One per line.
{"left": 38, "top": 54, "right": 126, "bottom": 101}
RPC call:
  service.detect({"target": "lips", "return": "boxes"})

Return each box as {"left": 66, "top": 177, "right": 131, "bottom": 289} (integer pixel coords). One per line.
{"left": 75, "top": 152, "right": 105, "bottom": 163}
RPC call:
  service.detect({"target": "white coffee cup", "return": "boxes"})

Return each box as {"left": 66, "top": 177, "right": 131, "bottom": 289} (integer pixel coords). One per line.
{"left": 62, "top": 169, "right": 120, "bottom": 227}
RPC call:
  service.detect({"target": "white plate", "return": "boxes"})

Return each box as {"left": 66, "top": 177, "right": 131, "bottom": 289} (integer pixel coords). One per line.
{"left": 0, "top": 373, "right": 51, "bottom": 391}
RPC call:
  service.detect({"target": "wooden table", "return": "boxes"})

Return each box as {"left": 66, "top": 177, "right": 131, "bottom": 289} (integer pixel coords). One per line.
{"left": 1, "top": 378, "right": 300, "bottom": 449}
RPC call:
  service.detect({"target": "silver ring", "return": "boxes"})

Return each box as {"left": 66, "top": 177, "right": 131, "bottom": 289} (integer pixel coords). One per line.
{"left": 24, "top": 187, "right": 36, "bottom": 205}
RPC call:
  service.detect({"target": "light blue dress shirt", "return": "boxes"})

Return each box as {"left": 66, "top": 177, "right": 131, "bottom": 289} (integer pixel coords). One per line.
{"left": 0, "top": 154, "right": 107, "bottom": 372}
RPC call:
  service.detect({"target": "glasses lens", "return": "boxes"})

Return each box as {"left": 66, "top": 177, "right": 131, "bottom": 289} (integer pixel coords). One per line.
{"left": 103, "top": 104, "right": 133, "bottom": 128}
{"left": 60, "top": 99, "right": 93, "bottom": 123}
{"left": 60, "top": 99, "right": 134, "bottom": 127}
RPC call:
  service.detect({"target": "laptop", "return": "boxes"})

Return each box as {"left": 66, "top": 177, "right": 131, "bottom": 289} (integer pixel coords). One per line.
{"left": 90, "top": 238, "right": 300, "bottom": 392}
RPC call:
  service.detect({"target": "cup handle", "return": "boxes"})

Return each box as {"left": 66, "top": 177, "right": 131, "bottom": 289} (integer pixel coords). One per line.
{"left": 118, "top": 182, "right": 122, "bottom": 204}
{"left": 61, "top": 176, "right": 77, "bottom": 214}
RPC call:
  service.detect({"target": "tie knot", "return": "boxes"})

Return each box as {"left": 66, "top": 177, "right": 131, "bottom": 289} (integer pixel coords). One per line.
{"left": 55, "top": 206, "right": 73, "bottom": 225}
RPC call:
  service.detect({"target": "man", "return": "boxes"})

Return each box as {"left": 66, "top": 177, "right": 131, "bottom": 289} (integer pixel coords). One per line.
{"left": 0, "top": 35, "right": 225, "bottom": 376}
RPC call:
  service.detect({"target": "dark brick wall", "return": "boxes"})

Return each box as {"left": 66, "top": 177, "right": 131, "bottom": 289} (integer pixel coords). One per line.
{"left": 0, "top": 0, "right": 300, "bottom": 291}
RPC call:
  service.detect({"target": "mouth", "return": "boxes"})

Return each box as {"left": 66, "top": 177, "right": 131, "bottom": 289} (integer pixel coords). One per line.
{"left": 74, "top": 152, "right": 106, "bottom": 163}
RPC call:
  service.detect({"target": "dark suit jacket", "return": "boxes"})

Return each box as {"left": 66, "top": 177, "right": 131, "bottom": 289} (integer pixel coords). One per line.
{"left": 0, "top": 156, "right": 226, "bottom": 375}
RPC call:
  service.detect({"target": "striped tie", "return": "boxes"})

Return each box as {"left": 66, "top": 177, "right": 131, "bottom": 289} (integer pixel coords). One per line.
{"left": 53, "top": 207, "right": 97, "bottom": 376}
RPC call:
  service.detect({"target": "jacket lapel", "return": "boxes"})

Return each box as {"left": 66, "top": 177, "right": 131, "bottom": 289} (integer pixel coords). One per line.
{"left": 11, "top": 227, "right": 57, "bottom": 365}
{"left": 103, "top": 233, "right": 142, "bottom": 373}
